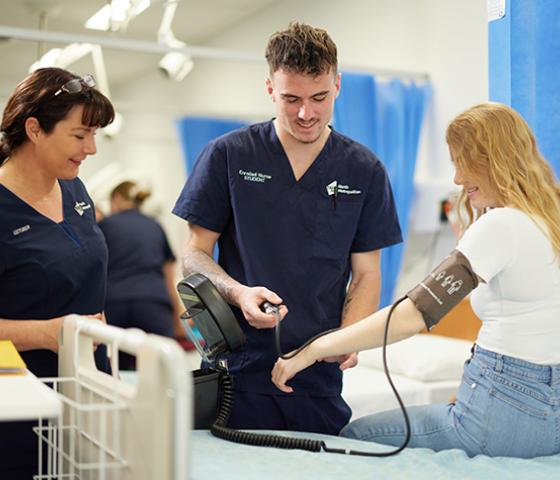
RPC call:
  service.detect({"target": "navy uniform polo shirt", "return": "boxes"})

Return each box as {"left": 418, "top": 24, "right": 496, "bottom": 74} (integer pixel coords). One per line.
{"left": 0, "top": 177, "right": 108, "bottom": 378}
{"left": 98, "top": 209, "right": 175, "bottom": 305}
{"left": 173, "top": 120, "right": 402, "bottom": 396}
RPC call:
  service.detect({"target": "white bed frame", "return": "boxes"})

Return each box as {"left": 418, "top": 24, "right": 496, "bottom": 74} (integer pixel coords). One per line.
{"left": 35, "top": 315, "right": 191, "bottom": 480}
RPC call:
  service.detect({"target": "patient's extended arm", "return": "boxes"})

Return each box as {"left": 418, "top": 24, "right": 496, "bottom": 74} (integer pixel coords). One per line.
{"left": 271, "top": 249, "right": 480, "bottom": 393}
{"left": 271, "top": 298, "right": 425, "bottom": 393}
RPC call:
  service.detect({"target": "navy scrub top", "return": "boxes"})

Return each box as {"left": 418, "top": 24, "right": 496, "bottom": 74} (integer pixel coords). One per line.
{"left": 98, "top": 208, "right": 175, "bottom": 305}
{"left": 0, "top": 177, "right": 108, "bottom": 377}
{"left": 173, "top": 120, "right": 402, "bottom": 396}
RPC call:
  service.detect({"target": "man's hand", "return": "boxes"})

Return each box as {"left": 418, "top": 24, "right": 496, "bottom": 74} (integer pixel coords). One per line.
{"left": 237, "top": 286, "right": 288, "bottom": 329}
{"left": 322, "top": 352, "right": 359, "bottom": 371}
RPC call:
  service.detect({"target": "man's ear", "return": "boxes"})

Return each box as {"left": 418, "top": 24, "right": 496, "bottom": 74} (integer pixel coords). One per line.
{"left": 265, "top": 78, "right": 274, "bottom": 97}
{"left": 334, "top": 72, "right": 341, "bottom": 99}
{"left": 24, "top": 117, "right": 42, "bottom": 144}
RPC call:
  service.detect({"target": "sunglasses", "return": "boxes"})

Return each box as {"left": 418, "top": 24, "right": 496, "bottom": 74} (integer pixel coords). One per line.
{"left": 53, "top": 74, "right": 96, "bottom": 97}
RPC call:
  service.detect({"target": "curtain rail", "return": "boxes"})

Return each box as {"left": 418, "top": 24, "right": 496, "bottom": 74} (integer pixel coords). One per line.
{"left": 0, "top": 25, "right": 430, "bottom": 81}
{"left": 0, "top": 25, "right": 262, "bottom": 63}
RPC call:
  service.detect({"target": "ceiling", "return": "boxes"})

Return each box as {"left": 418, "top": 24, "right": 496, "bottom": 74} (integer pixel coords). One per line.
{"left": 0, "top": 0, "right": 280, "bottom": 92}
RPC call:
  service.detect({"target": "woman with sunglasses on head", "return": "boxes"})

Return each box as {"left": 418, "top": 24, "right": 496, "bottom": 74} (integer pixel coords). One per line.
{"left": 272, "top": 102, "right": 560, "bottom": 459}
{"left": 0, "top": 67, "right": 114, "bottom": 478}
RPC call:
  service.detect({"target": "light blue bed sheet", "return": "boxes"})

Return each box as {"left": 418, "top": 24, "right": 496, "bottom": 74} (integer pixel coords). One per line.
{"left": 190, "top": 430, "right": 560, "bottom": 480}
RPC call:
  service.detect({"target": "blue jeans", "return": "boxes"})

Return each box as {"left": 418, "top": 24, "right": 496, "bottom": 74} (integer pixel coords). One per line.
{"left": 340, "top": 345, "right": 560, "bottom": 458}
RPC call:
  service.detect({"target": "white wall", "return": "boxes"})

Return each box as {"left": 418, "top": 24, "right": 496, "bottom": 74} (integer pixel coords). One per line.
{"left": 80, "top": 0, "right": 488, "bottom": 268}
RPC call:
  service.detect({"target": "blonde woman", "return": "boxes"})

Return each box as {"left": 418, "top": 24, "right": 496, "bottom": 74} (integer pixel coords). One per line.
{"left": 272, "top": 103, "right": 560, "bottom": 458}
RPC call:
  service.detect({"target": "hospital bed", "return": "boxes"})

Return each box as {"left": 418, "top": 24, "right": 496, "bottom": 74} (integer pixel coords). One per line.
{"left": 37, "top": 302, "right": 560, "bottom": 479}
{"left": 189, "top": 298, "right": 560, "bottom": 479}
{"left": 190, "top": 429, "right": 560, "bottom": 480}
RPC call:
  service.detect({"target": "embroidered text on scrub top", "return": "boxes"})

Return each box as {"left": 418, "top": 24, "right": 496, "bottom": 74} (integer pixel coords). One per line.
{"left": 12, "top": 225, "right": 30, "bottom": 236}
{"left": 238, "top": 169, "right": 273, "bottom": 183}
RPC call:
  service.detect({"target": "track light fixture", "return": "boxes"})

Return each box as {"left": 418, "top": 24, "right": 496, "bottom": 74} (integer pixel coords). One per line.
{"left": 157, "top": 0, "right": 194, "bottom": 81}
{"left": 158, "top": 51, "right": 193, "bottom": 81}
{"left": 85, "top": 0, "right": 151, "bottom": 32}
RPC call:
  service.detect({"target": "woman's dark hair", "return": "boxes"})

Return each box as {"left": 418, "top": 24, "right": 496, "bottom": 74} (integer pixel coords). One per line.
{"left": 0, "top": 67, "right": 115, "bottom": 163}
{"left": 111, "top": 181, "right": 151, "bottom": 207}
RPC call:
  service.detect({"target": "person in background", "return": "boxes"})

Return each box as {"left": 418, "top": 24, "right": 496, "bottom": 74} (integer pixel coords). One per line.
{"left": 99, "top": 181, "right": 184, "bottom": 370}
{"left": 0, "top": 67, "right": 114, "bottom": 479}
{"left": 173, "top": 22, "right": 402, "bottom": 434}
{"left": 272, "top": 102, "right": 560, "bottom": 458}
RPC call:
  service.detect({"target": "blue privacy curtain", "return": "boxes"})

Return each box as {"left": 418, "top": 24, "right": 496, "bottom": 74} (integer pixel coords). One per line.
{"left": 176, "top": 116, "right": 247, "bottom": 260}
{"left": 176, "top": 116, "right": 247, "bottom": 173}
{"left": 334, "top": 72, "right": 431, "bottom": 307}
{"left": 489, "top": 0, "right": 560, "bottom": 176}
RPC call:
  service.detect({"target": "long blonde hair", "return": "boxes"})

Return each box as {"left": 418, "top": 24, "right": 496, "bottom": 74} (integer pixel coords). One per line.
{"left": 446, "top": 102, "right": 560, "bottom": 256}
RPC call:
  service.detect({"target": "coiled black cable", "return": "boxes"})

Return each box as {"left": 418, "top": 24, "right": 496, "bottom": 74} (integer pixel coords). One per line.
{"left": 210, "top": 365, "right": 325, "bottom": 451}
{"left": 209, "top": 296, "right": 411, "bottom": 456}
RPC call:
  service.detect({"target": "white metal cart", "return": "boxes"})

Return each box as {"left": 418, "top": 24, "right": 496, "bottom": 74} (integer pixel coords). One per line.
{"left": 35, "top": 315, "right": 191, "bottom": 480}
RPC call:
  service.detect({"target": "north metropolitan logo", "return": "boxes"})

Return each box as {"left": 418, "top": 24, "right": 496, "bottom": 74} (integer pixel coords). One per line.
{"left": 74, "top": 201, "right": 92, "bottom": 216}
{"left": 326, "top": 180, "right": 361, "bottom": 196}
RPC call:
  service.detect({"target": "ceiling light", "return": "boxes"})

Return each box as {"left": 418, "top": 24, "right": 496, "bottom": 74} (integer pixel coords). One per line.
{"left": 131, "top": 0, "right": 150, "bottom": 16}
{"left": 28, "top": 43, "right": 98, "bottom": 72}
{"left": 110, "top": 0, "right": 130, "bottom": 24}
{"left": 85, "top": 5, "right": 111, "bottom": 31}
{"left": 84, "top": 0, "right": 151, "bottom": 32}
{"left": 158, "top": 51, "right": 194, "bottom": 81}
{"left": 157, "top": 0, "right": 192, "bottom": 81}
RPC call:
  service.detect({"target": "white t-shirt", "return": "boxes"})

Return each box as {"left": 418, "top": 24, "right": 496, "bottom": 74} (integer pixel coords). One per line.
{"left": 456, "top": 207, "right": 560, "bottom": 364}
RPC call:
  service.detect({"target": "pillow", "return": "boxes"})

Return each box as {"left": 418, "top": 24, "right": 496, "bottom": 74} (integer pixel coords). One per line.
{"left": 356, "top": 334, "right": 473, "bottom": 382}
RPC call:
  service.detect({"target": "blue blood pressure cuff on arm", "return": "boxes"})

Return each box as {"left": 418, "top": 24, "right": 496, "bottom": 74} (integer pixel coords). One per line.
{"left": 406, "top": 249, "right": 479, "bottom": 330}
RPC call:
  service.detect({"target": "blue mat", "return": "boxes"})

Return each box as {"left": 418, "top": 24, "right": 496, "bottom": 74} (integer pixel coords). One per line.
{"left": 190, "top": 429, "right": 560, "bottom": 479}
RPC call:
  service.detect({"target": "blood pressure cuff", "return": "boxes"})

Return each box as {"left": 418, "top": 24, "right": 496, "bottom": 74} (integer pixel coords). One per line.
{"left": 406, "top": 249, "right": 479, "bottom": 330}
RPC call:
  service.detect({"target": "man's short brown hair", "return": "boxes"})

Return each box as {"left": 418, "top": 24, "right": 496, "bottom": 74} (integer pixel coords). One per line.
{"left": 265, "top": 21, "right": 338, "bottom": 76}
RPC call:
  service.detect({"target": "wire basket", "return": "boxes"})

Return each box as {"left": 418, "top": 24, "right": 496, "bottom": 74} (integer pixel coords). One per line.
{"left": 33, "top": 315, "right": 191, "bottom": 480}
{"left": 34, "top": 376, "right": 128, "bottom": 480}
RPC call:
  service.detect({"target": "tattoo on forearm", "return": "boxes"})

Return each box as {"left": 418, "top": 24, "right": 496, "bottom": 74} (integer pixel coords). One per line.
{"left": 182, "top": 248, "right": 240, "bottom": 304}
{"left": 342, "top": 293, "right": 354, "bottom": 320}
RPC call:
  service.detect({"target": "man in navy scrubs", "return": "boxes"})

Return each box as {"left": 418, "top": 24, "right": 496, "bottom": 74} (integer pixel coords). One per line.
{"left": 173, "top": 22, "right": 402, "bottom": 434}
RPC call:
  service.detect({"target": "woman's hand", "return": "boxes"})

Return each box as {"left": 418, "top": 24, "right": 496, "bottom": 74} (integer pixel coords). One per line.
{"left": 47, "top": 313, "right": 105, "bottom": 353}
{"left": 45, "top": 316, "right": 65, "bottom": 353}
{"left": 84, "top": 312, "right": 105, "bottom": 324}
{"left": 271, "top": 345, "right": 318, "bottom": 393}
{"left": 84, "top": 312, "right": 105, "bottom": 351}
